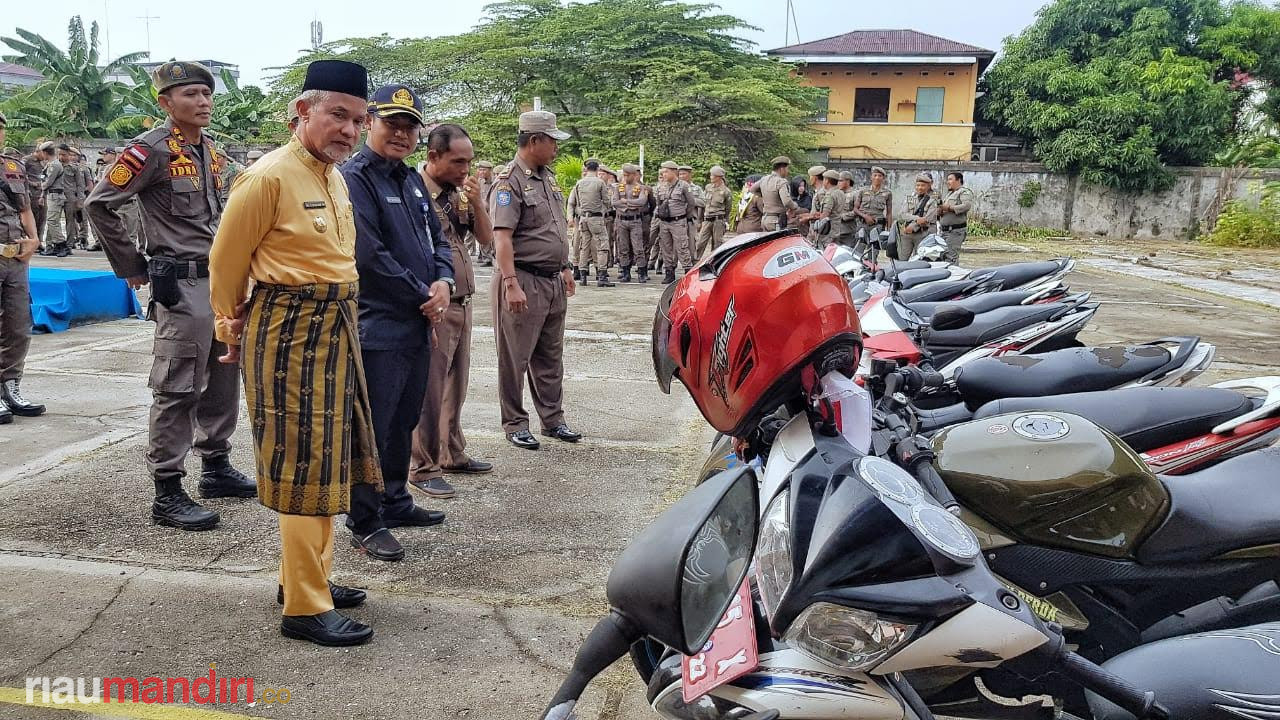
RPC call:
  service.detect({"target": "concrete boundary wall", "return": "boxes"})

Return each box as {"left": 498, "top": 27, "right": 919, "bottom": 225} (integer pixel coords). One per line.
{"left": 825, "top": 160, "right": 1280, "bottom": 239}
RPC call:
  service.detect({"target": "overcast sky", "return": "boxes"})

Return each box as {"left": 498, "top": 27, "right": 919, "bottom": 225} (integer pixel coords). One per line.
{"left": 5, "top": 0, "right": 1049, "bottom": 87}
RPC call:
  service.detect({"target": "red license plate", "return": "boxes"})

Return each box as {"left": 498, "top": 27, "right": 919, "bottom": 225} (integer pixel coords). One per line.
{"left": 682, "top": 580, "right": 759, "bottom": 703}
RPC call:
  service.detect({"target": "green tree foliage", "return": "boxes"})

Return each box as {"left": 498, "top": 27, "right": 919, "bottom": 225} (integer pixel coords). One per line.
{"left": 982, "top": 0, "right": 1280, "bottom": 192}
{"left": 2, "top": 16, "right": 148, "bottom": 137}
{"left": 209, "top": 69, "right": 288, "bottom": 142}
{"left": 272, "top": 0, "right": 821, "bottom": 180}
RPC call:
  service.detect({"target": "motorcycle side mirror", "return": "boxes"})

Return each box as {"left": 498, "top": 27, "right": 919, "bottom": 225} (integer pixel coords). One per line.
{"left": 540, "top": 467, "right": 760, "bottom": 720}
{"left": 930, "top": 305, "right": 975, "bottom": 331}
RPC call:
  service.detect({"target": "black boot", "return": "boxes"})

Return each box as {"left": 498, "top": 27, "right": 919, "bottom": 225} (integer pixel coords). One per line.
{"left": 619, "top": 266, "right": 632, "bottom": 283}
{"left": 663, "top": 268, "right": 676, "bottom": 284}
{"left": 637, "top": 268, "right": 649, "bottom": 283}
{"left": 572, "top": 266, "right": 583, "bottom": 283}
{"left": 153, "top": 488, "right": 220, "bottom": 530}
{"left": 198, "top": 456, "right": 257, "bottom": 498}
{"left": 596, "top": 271, "right": 615, "bottom": 287}
{"left": 0, "top": 400, "right": 12, "bottom": 425}
{"left": 1, "top": 380, "right": 44, "bottom": 417}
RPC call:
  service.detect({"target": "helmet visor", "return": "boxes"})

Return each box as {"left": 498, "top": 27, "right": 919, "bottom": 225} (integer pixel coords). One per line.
{"left": 652, "top": 282, "right": 679, "bottom": 394}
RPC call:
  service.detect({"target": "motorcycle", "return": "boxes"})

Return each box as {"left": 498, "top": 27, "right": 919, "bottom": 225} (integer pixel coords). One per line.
{"left": 541, "top": 406, "right": 1280, "bottom": 720}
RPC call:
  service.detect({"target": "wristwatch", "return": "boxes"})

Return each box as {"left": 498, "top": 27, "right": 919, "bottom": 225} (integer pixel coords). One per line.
{"left": 441, "top": 277, "right": 456, "bottom": 292}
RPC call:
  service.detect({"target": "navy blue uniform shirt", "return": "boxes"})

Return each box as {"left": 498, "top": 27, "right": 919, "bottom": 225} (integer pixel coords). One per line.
{"left": 342, "top": 145, "right": 454, "bottom": 351}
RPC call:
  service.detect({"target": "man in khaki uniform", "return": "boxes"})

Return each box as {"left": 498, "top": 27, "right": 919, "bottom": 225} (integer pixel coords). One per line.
{"left": 42, "top": 144, "right": 78, "bottom": 256}
{"left": 897, "top": 172, "right": 939, "bottom": 261}
{"left": 802, "top": 164, "right": 826, "bottom": 240}
{"left": 811, "top": 169, "right": 848, "bottom": 249}
{"left": 678, "top": 165, "right": 702, "bottom": 260}
{"left": 71, "top": 149, "right": 95, "bottom": 249}
{"left": 754, "top": 155, "right": 797, "bottom": 231}
{"left": 939, "top": 171, "right": 976, "bottom": 264}
{"left": 86, "top": 61, "right": 253, "bottom": 531}
{"left": 696, "top": 165, "right": 733, "bottom": 257}
{"left": 599, "top": 165, "right": 619, "bottom": 268}
{"left": 852, "top": 165, "right": 893, "bottom": 255}
{"left": 489, "top": 110, "right": 582, "bottom": 450}
{"left": 0, "top": 112, "right": 46, "bottom": 423}
{"left": 475, "top": 160, "right": 495, "bottom": 266}
{"left": 652, "top": 160, "right": 696, "bottom": 284}
{"left": 567, "top": 158, "right": 613, "bottom": 287}
{"left": 411, "top": 123, "right": 495, "bottom": 499}
{"left": 614, "top": 163, "right": 650, "bottom": 283}
{"left": 21, "top": 142, "right": 52, "bottom": 244}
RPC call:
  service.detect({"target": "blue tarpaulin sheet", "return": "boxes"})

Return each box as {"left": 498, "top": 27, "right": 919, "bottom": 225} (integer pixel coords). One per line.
{"left": 28, "top": 268, "right": 143, "bottom": 333}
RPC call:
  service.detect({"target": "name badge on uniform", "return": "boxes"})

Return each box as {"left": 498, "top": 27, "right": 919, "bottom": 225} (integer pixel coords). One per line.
{"left": 303, "top": 201, "right": 327, "bottom": 209}
{"left": 386, "top": 196, "right": 403, "bottom": 204}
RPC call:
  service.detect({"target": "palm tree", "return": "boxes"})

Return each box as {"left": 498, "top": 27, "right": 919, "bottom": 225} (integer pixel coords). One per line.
{"left": 1, "top": 16, "right": 148, "bottom": 137}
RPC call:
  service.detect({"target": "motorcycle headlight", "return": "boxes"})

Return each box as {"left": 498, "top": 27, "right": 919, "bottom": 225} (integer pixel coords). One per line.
{"left": 753, "top": 490, "right": 791, "bottom": 621}
{"left": 783, "top": 602, "right": 917, "bottom": 671}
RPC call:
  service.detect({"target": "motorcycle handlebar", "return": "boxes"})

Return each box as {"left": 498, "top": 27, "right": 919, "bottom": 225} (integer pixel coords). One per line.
{"left": 1057, "top": 650, "right": 1168, "bottom": 720}
{"left": 912, "top": 454, "right": 959, "bottom": 513}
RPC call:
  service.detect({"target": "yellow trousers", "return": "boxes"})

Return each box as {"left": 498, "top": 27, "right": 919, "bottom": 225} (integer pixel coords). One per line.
{"left": 278, "top": 514, "right": 334, "bottom": 616}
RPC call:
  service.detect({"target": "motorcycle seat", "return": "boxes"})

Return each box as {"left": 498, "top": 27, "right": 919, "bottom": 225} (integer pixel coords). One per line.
{"left": 1138, "top": 447, "right": 1280, "bottom": 564}
{"left": 898, "top": 278, "right": 983, "bottom": 304}
{"left": 926, "top": 301, "right": 1073, "bottom": 347}
{"left": 973, "top": 260, "right": 1063, "bottom": 289}
{"left": 906, "top": 289, "right": 1042, "bottom": 320}
{"left": 955, "top": 345, "right": 1172, "bottom": 408}
{"left": 876, "top": 260, "right": 934, "bottom": 278}
{"left": 972, "top": 387, "right": 1255, "bottom": 453}
{"left": 895, "top": 268, "right": 953, "bottom": 289}
{"left": 1091, "top": 620, "right": 1280, "bottom": 720}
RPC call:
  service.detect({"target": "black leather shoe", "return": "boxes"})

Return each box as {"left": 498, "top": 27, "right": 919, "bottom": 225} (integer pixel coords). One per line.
{"left": 443, "top": 459, "right": 493, "bottom": 475}
{"left": 619, "top": 267, "right": 632, "bottom": 283}
{"left": 384, "top": 506, "right": 446, "bottom": 528}
{"left": 663, "top": 269, "right": 676, "bottom": 284}
{"left": 507, "top": 429, "right": 541, "bottom": 450}
{"left": 1, "top": 380, "right": 45, "bottom": 417}
{"left": 0, "top": 400, "right": 11, "bottom": 425}
{"left": 152, "top": 491, "right": 220, "bottom": 531}
{"left": 596, "top": 272, "right": 615, "bottom": 287}
{"left": 280, "top": 610, "right": 373, "bottom": 647}
{"left": 541, "top": 424, "right": 583, "bottom": 443}
{"left": 198, "top": 457, "right": 257, "bottom": 498}
{"left": 637, "top": 269, "right": 649, "bottom": 283}
{"left": 277, "top": 582, "right": 366, "bottom": 609}
{"left": 350, "top": 528, "right": 405, "bottom": 561}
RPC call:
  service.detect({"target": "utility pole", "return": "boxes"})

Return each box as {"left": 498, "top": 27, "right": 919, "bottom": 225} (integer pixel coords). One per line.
{"left": 137, "top": 10, "right": 159, "bottom": 56}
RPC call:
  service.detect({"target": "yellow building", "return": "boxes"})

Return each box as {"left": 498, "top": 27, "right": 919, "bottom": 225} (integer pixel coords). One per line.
{"left": 767, "top": 30, "right": 995, "bottom": 162}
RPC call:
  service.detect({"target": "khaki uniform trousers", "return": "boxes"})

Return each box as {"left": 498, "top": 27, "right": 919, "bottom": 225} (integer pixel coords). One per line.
{"left": 411, "top": 297, "right": 473, "bottom": 481}
{"left": 762, "top": 213, "right": 785, "bottom": 232}
{"left": 898, "top": 231, "right": 925, "bottom": 261}
{"left": 575, "top": 216, "right": 610, "bottom": 273}
{"left": 941, "top": 227, "right": 968, "bottom": 264}
{"left": 493, "top": 270, "right": 567, "bottom": 434}
{"left": 146, "top": 277, "right": 240, "bottom": 482}
{"left": 616, "top": 217, "right": 645, "bottom": 269}
{"left": 44, "top": 193, "right": 77, "bottom": 250}
{"left": 657, "top": 218, "right": 693, "bottom": 270}
{"left": 279, "top": 514, "right": 335, "bottom": 616}
{"left": 0, "top": 257, "right": 32, "bottom": 382}
{"left": 696, "top": 216, "right": 727, "bottom": 259}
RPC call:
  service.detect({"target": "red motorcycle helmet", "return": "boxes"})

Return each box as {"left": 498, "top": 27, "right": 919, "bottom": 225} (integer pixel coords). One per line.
{"left": 653, "top": 231, "right": 863, "bottom": 437}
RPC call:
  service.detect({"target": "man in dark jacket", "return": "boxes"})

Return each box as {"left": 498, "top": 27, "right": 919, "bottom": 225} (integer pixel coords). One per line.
{"left": 341, "top": 84, "right": 454, "bottom": 561}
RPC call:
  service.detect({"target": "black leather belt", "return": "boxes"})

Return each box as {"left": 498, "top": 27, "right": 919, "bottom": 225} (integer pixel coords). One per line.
{"left": 941, "top": 223, "right": 967, "bottom": 231}
{"left": 704, "top": 214, "right": 725, "bottom": 221}
{"left": 662, "top": 215, "right": 687, "bottom": 222}
{"left": 167, "top": 259, "right": 210, "bottom": 279}
{"left": 580, "top": 211, "right": 605, "bottom": 218}
{"left": 47, "top": 189, "right": 64, "bottom": 194}
{"left": 619, "top": 214, "right": 643, "bottom": 221}
{"left": 514, "top": 262, "right": 561, "bottom": 279}
{"left": 606, "top": 211, "right": 616, "bottom": 217}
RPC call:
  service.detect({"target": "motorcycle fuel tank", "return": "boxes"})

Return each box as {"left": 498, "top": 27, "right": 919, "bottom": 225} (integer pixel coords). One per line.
{"left": 933, "top": 411, "right": 1170, "bottom": 558}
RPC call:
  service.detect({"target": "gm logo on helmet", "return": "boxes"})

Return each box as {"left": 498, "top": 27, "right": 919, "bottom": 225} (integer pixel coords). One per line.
{"left": 762, "top": 246, "right": 819, "bottom": 279}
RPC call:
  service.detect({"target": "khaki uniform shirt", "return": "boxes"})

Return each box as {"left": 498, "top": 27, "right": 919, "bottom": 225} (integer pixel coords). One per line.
{"left": 898, "top": 192, "right": 940, "bottom": 235}
{"left": 854, "top": 186, "right": 893, "bottom": 225}
{"left": 20, "top": 154, "right": 45, "bottom": 204}
{"left": 488, "top": 155, "right": 569, "bottom": 274}
{"left": 87, "top": 119, "right": 227, "bottom": 278}
{"left": 702, "top": 183, "right": 733, "bottom": 217}
{"left": 616, "top": 181, "right": 649, "bottom": 216}
{"left": 76, "top": 163, "right": 94, "bottom": 201}
{"left": 822, "top": 187, "right": 850, "bottom": 235}
{"left": 209, "top": 137, "right": 359, "bottom": 345}
{"left": 939, "top": 186, "right": 976, "bottom": 227}
{"left": 424, "top": 174, "right": 475, "bottom": 299}
{"left": 43, "top": 159, "right": 78, "bottom": 196}
{"left": 654, "top": 179, "right": 695, "bottom": 219}
{"left": 754, "top": 172, "right": 797, "bottom": 216}
{"left": 1, "top": 155, "right": 31, "bottom": 241}
{"left": 567, "top": 175, "right": 610, "bottom": 215}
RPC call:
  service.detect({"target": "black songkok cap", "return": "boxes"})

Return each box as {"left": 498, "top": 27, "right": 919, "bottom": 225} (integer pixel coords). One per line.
{"left": 302, "top": 60, "right": 369, "bottom": 101}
